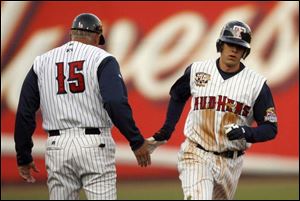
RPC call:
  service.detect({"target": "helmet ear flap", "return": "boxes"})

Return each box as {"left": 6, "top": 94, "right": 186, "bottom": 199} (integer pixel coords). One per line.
{"left": 99, "top": 35, "right": 105, "bottom": 45}
{"left": 242, "top": 49, "right": 250, "bottom": 59}
{"left": 216, "top": 40, "right": 223, "bottom": 52}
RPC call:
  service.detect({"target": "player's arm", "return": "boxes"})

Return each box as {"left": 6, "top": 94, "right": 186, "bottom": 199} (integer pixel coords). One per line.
{"left": 226, "top": 82, "right": 278, "bottom": 142}
{"left": 14, "top": 66, "right": 40, "bottom": 182}
{"left": 152, "top": 65, "right": 192, "bottom": 142}
{"left": 98, "top": 57, "right": 150, "bottom": 167}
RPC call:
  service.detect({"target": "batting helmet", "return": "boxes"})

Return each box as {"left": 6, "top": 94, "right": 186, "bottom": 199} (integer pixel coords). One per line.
{"left": 216, "top": 20, "right": 251, "bottom": 59}
{"left": 71, "top": 13, "right": 105, "bottom": 45}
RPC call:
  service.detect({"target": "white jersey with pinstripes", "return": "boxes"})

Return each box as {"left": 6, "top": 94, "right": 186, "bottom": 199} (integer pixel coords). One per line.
{"left": 177, "top": 59, "right": 266, "bottom": 200}
{"left": 34, "top": 41, "right": 118, "bottom": 199}
{"left": 33, "top": 41, "right": 113, "bottom": 131}
{"left": 184, "top": 59, "right": 266, "bottom": 152}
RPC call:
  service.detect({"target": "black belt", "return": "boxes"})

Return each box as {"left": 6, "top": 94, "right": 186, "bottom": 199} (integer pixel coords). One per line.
{"left": 49, "top": 128, "right": 101, "bottom": 136}
{"left": 196, "top": 144, "right": 244, "bottom": 159}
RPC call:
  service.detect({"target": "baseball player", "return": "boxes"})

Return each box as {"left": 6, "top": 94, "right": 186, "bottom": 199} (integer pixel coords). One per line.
{"left": 14, "top": 13, "right": 151, "bottom": 200}
{"left": 147, "top": 20, "right": 278, "bottom": 199}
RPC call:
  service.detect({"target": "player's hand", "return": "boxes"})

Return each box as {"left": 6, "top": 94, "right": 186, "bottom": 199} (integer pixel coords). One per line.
{"left": 146, "top": 137, "right": 167, "bottom": 154}
{"left": 224, "top": 123, "right": 246, "bottom": 140}
{"left": 17, "top": 161, "right": 40, "bottom": 183}
{"left": 133, "top": 141, "right": 151, "bottom": 167}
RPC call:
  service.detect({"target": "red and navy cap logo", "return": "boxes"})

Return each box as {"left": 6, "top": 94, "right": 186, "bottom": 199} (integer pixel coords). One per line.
{"left": 232, "top": 25, "right": 246, "bottom": 39}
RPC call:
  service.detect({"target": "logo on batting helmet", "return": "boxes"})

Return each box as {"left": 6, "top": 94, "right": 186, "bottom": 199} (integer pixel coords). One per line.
{"left": 216, "top": 20, "right": 251, "bottom": 59}
{"left": 71, "top": 13, "right": 105, "bottom": 45}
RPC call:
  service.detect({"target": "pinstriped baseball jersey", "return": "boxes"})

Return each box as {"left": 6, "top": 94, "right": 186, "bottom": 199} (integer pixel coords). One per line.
{"left": 15, "top": 13, "right": 148, "bottom": 201}
{"left": 178, "top": 59, "right": 266, "bottom": 199}
{"left": 183, "top": 59, "right": 266, "bottom": 152}
{"left": 33, "top": 41, "right": 113, "bottom": 130}
{"left": 161, "top": 21, "right": 277, "bottom": 200}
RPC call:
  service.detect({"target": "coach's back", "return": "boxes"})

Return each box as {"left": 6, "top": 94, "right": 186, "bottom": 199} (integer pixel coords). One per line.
{"left": 33, "top": 41, "right": 112, "bottom": 130}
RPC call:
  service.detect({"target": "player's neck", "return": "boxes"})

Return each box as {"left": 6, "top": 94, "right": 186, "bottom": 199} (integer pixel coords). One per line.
{"left": 71, "top": 39, "right": 98, "bottom": 47}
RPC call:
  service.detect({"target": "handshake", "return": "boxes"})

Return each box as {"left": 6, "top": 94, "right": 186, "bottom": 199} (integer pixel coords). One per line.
{"left": 133, "top": 129, "right": 168, "bottom": 167}
{"left": 146, "top": 128, "right": 171, "bottom": 154}
{"left": 146, "top": 137, "right": 167, "bottom": 154}
{"left": 145, "top": 129, "right": 168, "bottom": 153}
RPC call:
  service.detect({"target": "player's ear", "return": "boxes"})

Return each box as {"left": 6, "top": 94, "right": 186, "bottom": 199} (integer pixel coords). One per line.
{"left": 88, "top": 32, "right": 100, "bottom": 45}
{"left": 95, "top": 33, "right": 100, "bottom": 45}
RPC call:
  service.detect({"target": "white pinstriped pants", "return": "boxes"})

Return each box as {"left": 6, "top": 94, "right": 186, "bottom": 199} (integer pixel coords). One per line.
{"left": 177, "top": 139, "right": 244, "bottom": 200}
{"left": 45, "top": 128, "right": 116, "bottom": 200}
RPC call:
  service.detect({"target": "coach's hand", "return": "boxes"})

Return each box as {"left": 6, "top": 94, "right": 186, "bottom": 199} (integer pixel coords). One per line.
{"left": 224, "top": 123, "right": 246, "bottom": 140}
{"left": 133, "top": 141, "right": 151, "bottom": 167}
{"left": 18, "top": 161, "right": 40, "bottom": 183}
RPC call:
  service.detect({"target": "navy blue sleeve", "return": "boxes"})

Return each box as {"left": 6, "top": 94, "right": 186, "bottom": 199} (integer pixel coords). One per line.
{"left": 156, "top": 66, "right": 191, "bottom": 140}
{"left": 97, "top": 56, "right": 144, "bottom": 151}
{"left": 243, "top": 82, "right": 278, "bottom": 143}
{"left": 169, "top": 65, "right": 192, "bottom": 103}
{"left": 14, "top": 67, "right": 40, "bottom": 166}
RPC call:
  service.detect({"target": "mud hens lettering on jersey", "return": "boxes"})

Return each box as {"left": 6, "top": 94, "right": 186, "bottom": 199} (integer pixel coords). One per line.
{"left": 184, "top": 59, "right": 266, "bottom": 151}
{"left": 193, "top": 95, "right": 251, "bottom": 117}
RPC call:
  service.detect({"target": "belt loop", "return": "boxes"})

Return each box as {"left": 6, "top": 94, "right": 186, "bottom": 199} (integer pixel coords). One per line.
{"left": 233, "top": 151, "right": 238, "bottom": 159}
{"left": 85, "top": 128, "right": 100, "bottom": 134}
{"left": 49, "top": 130, "right": 60, "bottom": 137}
